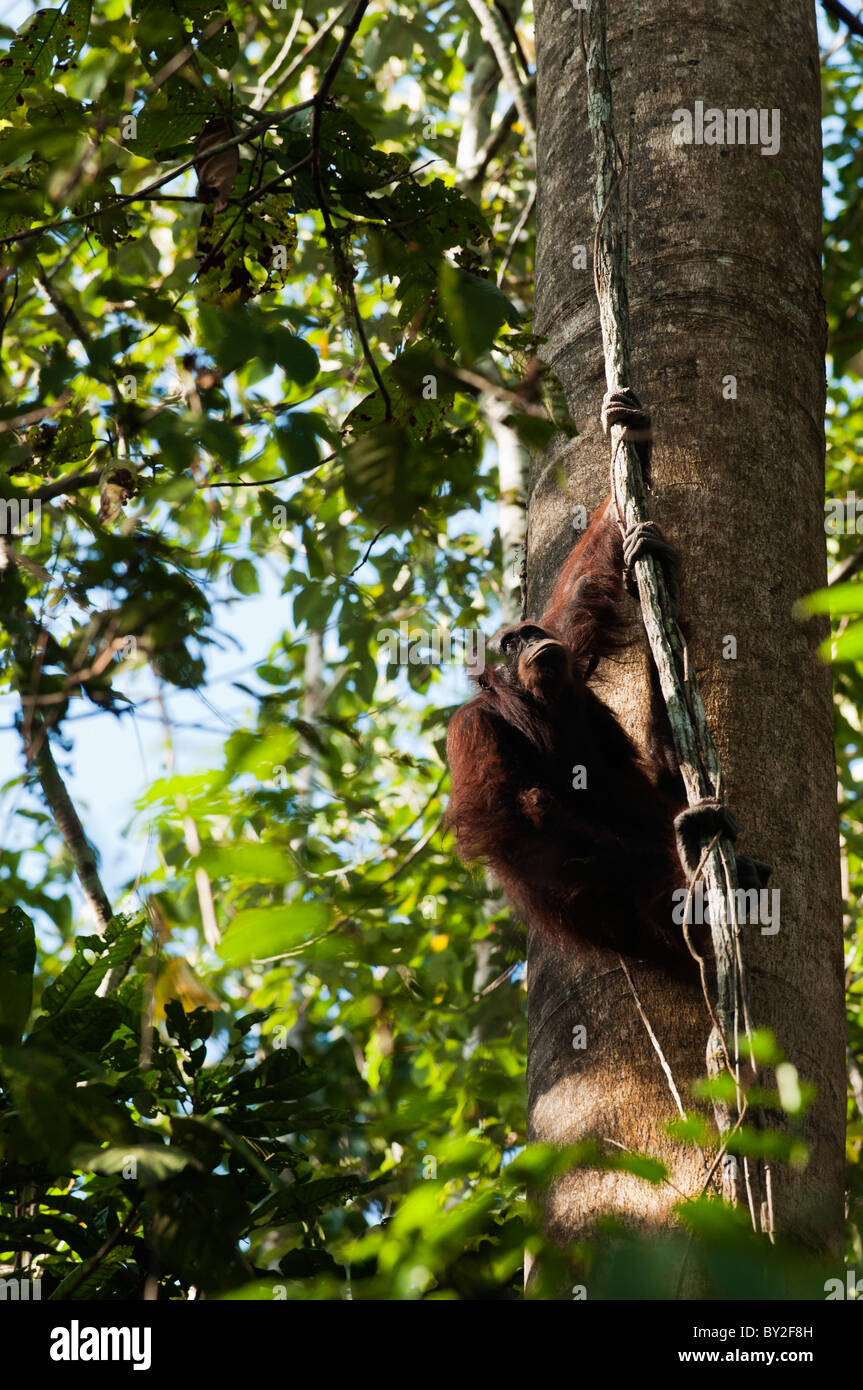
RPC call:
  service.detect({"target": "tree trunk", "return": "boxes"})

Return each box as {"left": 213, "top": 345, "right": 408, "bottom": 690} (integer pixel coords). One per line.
{"left": 527, "top": 0, "right": 844, "bottom": 1273}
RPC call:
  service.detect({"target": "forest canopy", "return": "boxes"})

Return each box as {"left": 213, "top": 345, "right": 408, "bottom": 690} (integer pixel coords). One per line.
{"left": 0, "top": 0, "right": 860, "bottom": 1303}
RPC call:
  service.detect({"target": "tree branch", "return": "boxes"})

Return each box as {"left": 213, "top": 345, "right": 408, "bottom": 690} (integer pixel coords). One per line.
{"left": 821, "top": 0, "right": 863, "bottom": 41}
{"left": 467, "top": 77, "right": 536, "bottom": 188}
{"left": 25, "top": 469, "right": 102, "bottom": 502}
{"left": 310, "top": 0, "right": 391, "bottom": 416}
{"left": 0, "top": 396, "right": 70, "bottom": 436}
{"left": 0, "top": 100, "right": 314, "bottom": 250}
{"left": 829, "top": 542, "right": 863, "bottom": 586}
{"left": 260, "top": 1, "right": 355, "bottom": 106}
{"left": 0, "top": 538, "right": 113, "bottom": 933}
{"left": 34, "top": 262, "right": 128, "bottom": 456}
{"left": 490, "top": 0, "right": 532, "bottom": 76}
{"left": 52, "top": 1203, "right": 140, "bottom": 1301}
{"left": 463, "top": 0, "right": 536, "bottom": 159}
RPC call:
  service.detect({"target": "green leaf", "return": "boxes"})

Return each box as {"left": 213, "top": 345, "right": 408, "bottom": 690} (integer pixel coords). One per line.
{"left": 217, "top": 903, "right": 330, "bottom": 964}
{"left": 341, "top": 409, "right": 478, "bottom": 527}
{"left": 131, "top": 0, "right": 236, "bottom": 76}
{"left": 199, "top": 844, "right": 295, "bottom": 882}
{"left": 343, "top": 345, "right": 454, "bottom": 444}
{"left": 28, "top": 410, "right": 93, "bottom": 465}
{"left": 271, "top": 329, "right": 318, "bottom": 386}
{"left": 148, "top": 1173, "right": 248, "bottom": 1292}
{"left": 1, "top": 1044, "right": 134, "bottom": 1166}
{"left": 133, "top": 89, "right": 211, "bottom": 156}
{"left": 198, "top": 305, "right": 317, "bottom": 381}
{"left": 438, "top": 263, "right": 519, "bottom": 363}
{"left": 800, "top": 581, "right": 863, "bottom": 615}
{"left": 665, "top": 1114, "right": 713, "bottom": 1145}
{"left": 72, "top": 1143, "right": 196, "bottom": 1182}
{"left": 274, "top": 413, "right": 326, "bottom": 476}
{"left": 187, "top": 3, "right": 239, "bottom": 69}
{"left": 0, "top": 1, "right": 91, "bottom": 116}
{"left": 223, "top": 1104, "right": 345, "bottom": 1135}
{"left": 230, "top": 558, "right": 259, "bottom": 595}
{"left": 826, "top": 621, "right": 863, "bottom": 662}
{"left": 0, "top": 907, "right": 35, "bottom": 1045}
{"left": 40, "top": 916, "right": 142, "bottom": 1017}
{"left": 197, "top": 191, "right": 299, "bottom": 305}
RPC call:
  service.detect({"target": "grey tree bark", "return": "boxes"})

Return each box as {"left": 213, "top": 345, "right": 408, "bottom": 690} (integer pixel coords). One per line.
{"left": 456, "top": 0, "right": 531, "bottom": 625}
{"left": 456, "top": 1, "right": 530, "bottom": 1032}
{"left": 527, "top": 0, "right": 844, "bottom": 1268}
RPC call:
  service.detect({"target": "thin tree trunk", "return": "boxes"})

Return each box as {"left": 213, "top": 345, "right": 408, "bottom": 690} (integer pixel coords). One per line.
{"left": 0, "top": 539, "right": 113, "bottom": 933}
{"left": 457, "top": 2, "right": 530, "bottom": 1031}
{"left": 456, "top": 0, "right": 530, "bottom": 630}
{"left": 527, "top": 0, "right": 844, "bottom": 1269}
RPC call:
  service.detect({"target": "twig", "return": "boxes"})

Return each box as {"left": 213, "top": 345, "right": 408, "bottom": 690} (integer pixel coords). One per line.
{"left": 476, "top": 961, "right": 517, "bottom": 998}
{"left": 464, "top": 0, "right": 536, "bottom": 158}
{"left": 34, "top": 266, "right": 121, "bottom": 406}
{"left": 309, "top": 0, "right": 391, "bottom": 416}
{"left": 251, "top": 5, "right": 305, "bottom": 106}
{"left": 348, "top": 523, "right": 390, "bottom": 574}
{"left": 0, "top": 396, "right": 71, "bottom": 435}
{"left": 202, "top": 449, "right": 337, "bottom": 488}
{"left": 829, "top": 542, "right": 863, "bottom": 586}
{"left": 0, "top": 539, "right": 135, "bottom": 1001}
{"left": 255, "top": 811, "right": 445, "bottom": 964}
{"left": 24, "top": 718, "right": 113, "bottom": 924}
{"left": 490, "top": 0, "right": 532, "bottom": 76}
{"left": 821, "top": 0, "right": 863, "bottom": 41}
{"left": 262, "top": 2, "right": 354, "bottom": 105}
{"left": 144, "top": 14, "right": 228, "bottom": 95}
{"left": 26, "top": 469, "right": 101, "bottom": 501}
{"left": 34, "top": 261, "right": 127, "bottom": 454}
{"left": 51, "top": 1204, "right": 140, "bottom": 1301}
{"left": 496, "top": 183, "right": 535, "bottom": 286}
{"left": 467, "top": 79, "right": 536, "bottom": 186}
{"left": 381, "top": 813, "right": 445, "bottom": 884}
{"left": 18, "top": 636, "right": 128, "bottom": 706}
{"left": 0, "top": 100, "right": 314, "bottom": 249}
{"left": 673, "top": 1105, "right": 748, "bottom": 1298}
{"left": 236, "top": 152, "right": 312, "bottom": 212}
{"left": 600, "top": 1136, "right": 691, "bottom": 1200}
{"left": 618, "top": 958, "right": 691, "bottom": 1125}
{"left": 0, "top": 540, "right": 113, "bottom": 930}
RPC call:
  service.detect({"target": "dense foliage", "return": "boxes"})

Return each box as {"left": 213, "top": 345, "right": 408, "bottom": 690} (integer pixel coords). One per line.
{"left": 0, "top": 0, "right": 859, "bottom": 1299}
